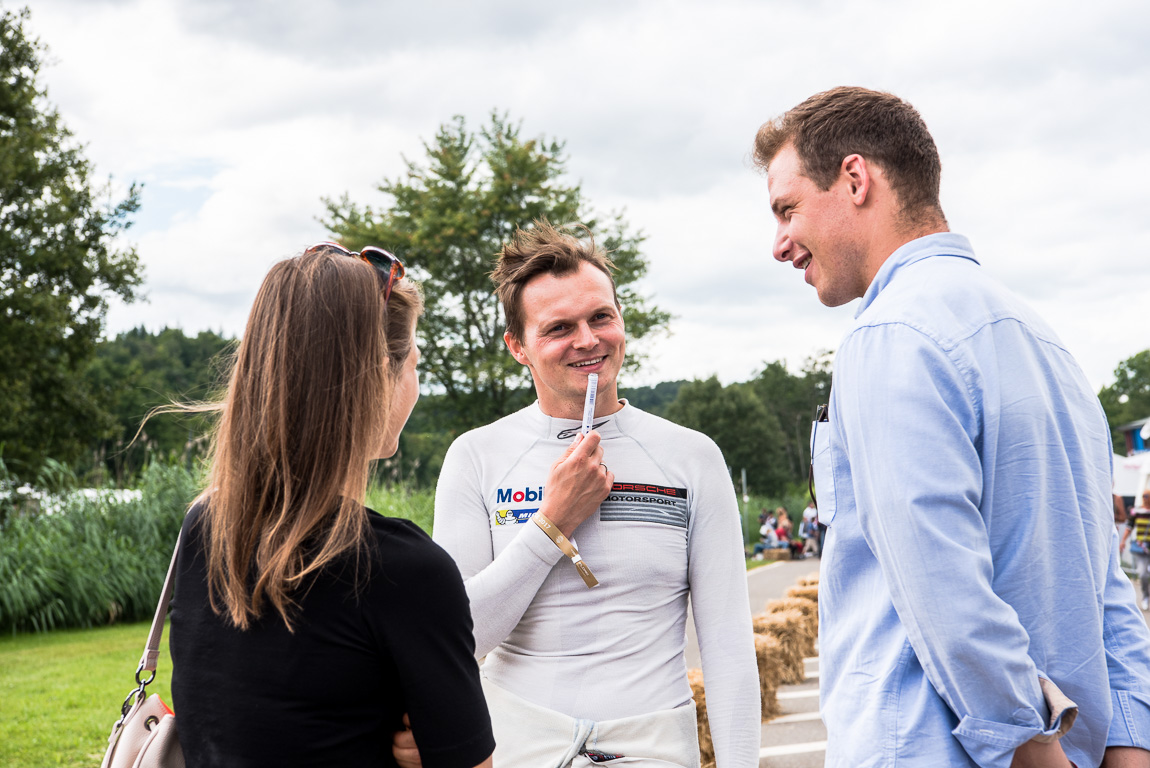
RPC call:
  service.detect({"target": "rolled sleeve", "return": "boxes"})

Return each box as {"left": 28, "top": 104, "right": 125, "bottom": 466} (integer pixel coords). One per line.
{"left": 953, "top": 678, "right": 1077, "bottom": 765}
{"left": 1109, "top": 691, "right": 1150, "bottom": 748}
{"left": 953, "top": 716, "right": 1066, "bottom": 767}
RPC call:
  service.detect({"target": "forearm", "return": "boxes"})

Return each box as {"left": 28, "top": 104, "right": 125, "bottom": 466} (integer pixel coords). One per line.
{"left": 458, "top": 525, "right": 563, "bottom": 657}
{"left": 694, "top": 552, "right": 759, "bottom": 765}
{"left": 688, "top": 457, "right": 760, "bottom": 766}
{"left": 697, "top": 644, "right": 760, "bottom": 767}
{"left": 1010, "top": 739, "right": 1073, "bottom": 768}
{"left": 1103, "top": 747, "right": 1150, "bottom": 768}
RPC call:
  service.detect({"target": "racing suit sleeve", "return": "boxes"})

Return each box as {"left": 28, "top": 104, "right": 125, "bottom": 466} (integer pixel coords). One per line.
{"left": 687, "top": 437, "right": 761, "bottom": 768}
{"left": 432, "top": 436, "right": 564, "bottom": 658}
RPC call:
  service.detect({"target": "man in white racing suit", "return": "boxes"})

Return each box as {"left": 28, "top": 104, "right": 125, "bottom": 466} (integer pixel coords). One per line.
{"left": 432, "top": 220, "right": 759, "bottom": 768}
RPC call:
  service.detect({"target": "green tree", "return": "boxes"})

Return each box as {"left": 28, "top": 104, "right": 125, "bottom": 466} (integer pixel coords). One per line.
{"left": 322, "top": 113, "right": 670, "bottom": 433}
{"left": 619, "top": 380, "right": 687, "bottom": 417}
{"left": 749, "top": 351, "right": 833, "bottom": 484}
{"left": 664, "top": 376, "right": 790, "bottom": 496}
{"left": 1099, "top": 349, "right": 1150, "bottom": 454}
{"left": 0, "top": 8, "right": 141, "bottom": 477}
{"left": 84, "top": 327, "right": 234, "bottom": 482}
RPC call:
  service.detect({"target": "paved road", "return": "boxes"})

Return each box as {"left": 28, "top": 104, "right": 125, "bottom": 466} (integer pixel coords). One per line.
{"left": 685, "top": 558, "right": 824, "bottom": 767}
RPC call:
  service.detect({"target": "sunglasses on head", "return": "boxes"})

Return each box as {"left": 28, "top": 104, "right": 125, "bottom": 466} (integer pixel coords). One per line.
{"left": 305, "top": 242, "right": 406, "bottom": 304}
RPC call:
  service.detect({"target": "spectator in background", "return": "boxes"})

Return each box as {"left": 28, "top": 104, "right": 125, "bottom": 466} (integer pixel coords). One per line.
{"left": 776, "top": 511, "right": 803, "bottom": 558}
{"left": 752, "top": 518, "right": 782, "bottom": 557}
{"left": 775, "top": 508, "right": 792, "bottom": 539}
{"left": 1121, "top": 490, "right": 1150, "bottom": 611}
{"left": 1116, "top": 494, "right": 1129, "bottom": 526}
{"left": 801, "top": 500, "right": 819, "bottom": 558}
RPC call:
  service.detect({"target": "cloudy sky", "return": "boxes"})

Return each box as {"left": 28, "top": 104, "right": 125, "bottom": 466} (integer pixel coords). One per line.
{"left": 23, "top": 0, "right": 1150, "bottom": 391}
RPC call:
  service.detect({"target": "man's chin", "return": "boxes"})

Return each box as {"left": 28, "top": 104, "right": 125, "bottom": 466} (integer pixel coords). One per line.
{"left": 817, "top": 291, "right": 847, "bottom": 308}
{"left": 816, "top": 288, "right": 856, "bottom": 308}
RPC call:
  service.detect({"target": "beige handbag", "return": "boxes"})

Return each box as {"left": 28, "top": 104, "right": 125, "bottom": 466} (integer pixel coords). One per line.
{"left": 100, "top": 536, "right": 185, "bottom": 768}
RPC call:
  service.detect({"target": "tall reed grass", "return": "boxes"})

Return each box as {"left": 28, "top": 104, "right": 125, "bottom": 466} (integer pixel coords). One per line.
{"left": 0, "top": 461, "right": 436, "bottom": 635}
{"left": 0, "top": 462, "right": 198, "bottom": 634}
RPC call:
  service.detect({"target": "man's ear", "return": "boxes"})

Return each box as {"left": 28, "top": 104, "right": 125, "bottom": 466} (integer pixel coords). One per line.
{"left": 841, "top": 154, "right": 872, "bottom": 207}
{"left": 505, "top": 331, "right": 529, "bottom": 366}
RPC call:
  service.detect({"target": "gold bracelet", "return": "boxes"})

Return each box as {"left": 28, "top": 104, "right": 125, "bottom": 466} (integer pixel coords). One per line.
{"left": 533, "top": 512, "right": 599, "bottom": 588}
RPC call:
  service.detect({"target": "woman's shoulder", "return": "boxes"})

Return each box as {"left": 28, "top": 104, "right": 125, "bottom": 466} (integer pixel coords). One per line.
{"left": 178, "top": 498, "right": 209, "bottom": 547}
{"left": 363, "top": 510, "right": 459, "bottom": 582}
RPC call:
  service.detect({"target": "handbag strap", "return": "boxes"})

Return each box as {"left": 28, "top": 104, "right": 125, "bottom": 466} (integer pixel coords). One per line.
{"left": 137, "top": 530, "right": 182, "bottom": 678}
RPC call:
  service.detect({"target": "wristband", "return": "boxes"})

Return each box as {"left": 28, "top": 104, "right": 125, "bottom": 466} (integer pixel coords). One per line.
{"left": 533, "top": 512, "right": 599, "bottom": 588}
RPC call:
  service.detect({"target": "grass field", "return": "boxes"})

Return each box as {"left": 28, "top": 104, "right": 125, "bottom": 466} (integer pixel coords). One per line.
{"left": 0, "top": 483, "right": 432, "bottom": 768}
{"left": 0, "top": 620, "right": 172, "bottom": 768}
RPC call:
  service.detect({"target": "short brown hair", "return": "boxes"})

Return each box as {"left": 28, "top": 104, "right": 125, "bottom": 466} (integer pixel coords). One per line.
{"left": 754, "top": 87, "right": 944, "bottom": 225}
{"left": 491, "top": 219, "right": 618, "bottom": 342}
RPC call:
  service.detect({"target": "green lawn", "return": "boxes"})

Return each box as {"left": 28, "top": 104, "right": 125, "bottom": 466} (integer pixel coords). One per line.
{"left": 0, "top": 483, "right": 431, "bottom": 767}
{"left": 0, "top": 621, "right": 171, "bottom": 768}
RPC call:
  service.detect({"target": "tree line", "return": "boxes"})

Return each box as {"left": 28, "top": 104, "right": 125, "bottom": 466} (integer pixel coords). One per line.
{"left": 2, "top": 7, "right": 1146, "bottom": 498}
{"left": 67, "top": 323, "right": 833, "bottom": 496}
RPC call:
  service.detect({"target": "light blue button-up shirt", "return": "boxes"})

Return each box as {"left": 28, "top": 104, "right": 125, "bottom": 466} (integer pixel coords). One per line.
{"left": 813, "top": 233, "right": 1150, "bottom": 767}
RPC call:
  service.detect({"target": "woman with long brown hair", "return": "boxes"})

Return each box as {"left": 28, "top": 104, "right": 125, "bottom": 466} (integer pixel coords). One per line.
{"left": 169, "top": 244, "right": 494, "bottom": 768}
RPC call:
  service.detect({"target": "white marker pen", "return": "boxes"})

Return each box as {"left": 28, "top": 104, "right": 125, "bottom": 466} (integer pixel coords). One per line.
{"left": 581, "top": 373, "right": 599, "bottom": 436}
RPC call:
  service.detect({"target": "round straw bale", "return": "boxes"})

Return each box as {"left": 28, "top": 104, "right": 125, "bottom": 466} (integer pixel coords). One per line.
{"left": 754, "top": 632, "right": 786, "bottom": 719}
{"left": 786, "top": 584, "right": 820, "bottom": 603}
{"left": 687, "top": 667, "right": 714, "bottom": 767}
{"left": 752, "top": 610, "right": 810, "bottom": 684}
{"left": 797, "top": 574, "right": 820, "bottom": 587}
{"left": 765, "top": 597, "right": 818, "bottom": 654}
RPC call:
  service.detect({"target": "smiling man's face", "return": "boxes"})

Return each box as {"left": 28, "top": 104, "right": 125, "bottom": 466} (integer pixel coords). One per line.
{"left": 505, "top": 260, "right": 625, "bottom": 420}
{"left": 769, "top": 143, "right": 870, "bottom": 307}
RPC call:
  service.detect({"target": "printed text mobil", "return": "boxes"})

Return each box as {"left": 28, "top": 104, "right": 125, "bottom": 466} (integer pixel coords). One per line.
{"left": 497, "top": 486, "right": 545, "bottom": 504}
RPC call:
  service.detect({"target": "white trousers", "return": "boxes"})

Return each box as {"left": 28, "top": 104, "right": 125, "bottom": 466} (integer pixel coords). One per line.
{"left": 481, "top": 673, "right": 701, "bottom": 768}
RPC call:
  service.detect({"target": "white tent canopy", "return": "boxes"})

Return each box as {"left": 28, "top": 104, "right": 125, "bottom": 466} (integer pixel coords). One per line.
{"left": 1114, "top": 453, "right": 1150, "bottom": 498}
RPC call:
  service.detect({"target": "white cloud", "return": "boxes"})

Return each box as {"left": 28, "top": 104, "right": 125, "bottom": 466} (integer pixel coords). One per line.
{"left": 26, "top": 0, "right": 1150, "bottom": 393}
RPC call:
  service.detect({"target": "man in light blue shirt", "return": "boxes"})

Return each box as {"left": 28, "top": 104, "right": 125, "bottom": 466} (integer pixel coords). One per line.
{"left": 753, "top": 86, "right": 1150, "bottom": 768}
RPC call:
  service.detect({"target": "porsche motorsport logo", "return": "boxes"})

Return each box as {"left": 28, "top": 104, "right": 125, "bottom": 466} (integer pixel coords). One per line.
{"left": 601, "top": 482, "right": 689, "bottom": 528}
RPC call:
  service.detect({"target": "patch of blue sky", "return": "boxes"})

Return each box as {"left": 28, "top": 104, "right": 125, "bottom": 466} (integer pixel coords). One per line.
{"left": 131, "top": 159, "right": 221, "bottom": 235}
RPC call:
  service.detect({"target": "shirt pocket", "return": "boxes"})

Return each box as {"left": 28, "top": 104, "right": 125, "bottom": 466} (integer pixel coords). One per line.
{"left": 811, "top": 418, "right": 838, "bottom": 525}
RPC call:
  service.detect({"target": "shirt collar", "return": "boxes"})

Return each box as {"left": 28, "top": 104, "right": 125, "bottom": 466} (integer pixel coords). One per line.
{"left": 531, "top": 399, "right": 629, "bottom": 441}
{"left": 854, "top": 232, "right": 979, "bottom": 318}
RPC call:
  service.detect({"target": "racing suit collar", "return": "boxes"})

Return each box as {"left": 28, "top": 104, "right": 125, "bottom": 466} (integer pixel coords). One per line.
{"left": 532, "top": 399, "right": 629, "bottom": 442}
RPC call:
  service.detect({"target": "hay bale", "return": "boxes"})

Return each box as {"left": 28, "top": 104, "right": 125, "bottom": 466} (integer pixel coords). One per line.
{"left": 687, "top": 668, "right": 714, "bottom": 767}
{"left": 786, "top": 584, "right": 819, "bottom": 603}
{"left": 754, "top": 632, "right": 786, "bottom": 720}
{"left": 797, "top": 574, "right": 820, "bottom": 587}
{"left": 752, "top": 610, "right": 810, "bottom": 684}
{"left": 765, "top": 597, "right": 818, "bottom": 655}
